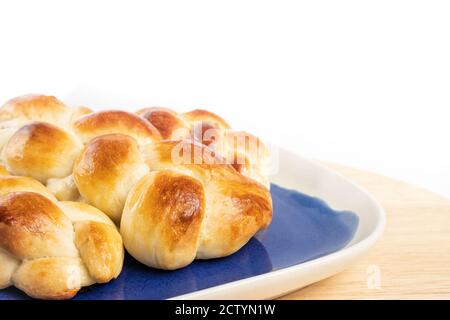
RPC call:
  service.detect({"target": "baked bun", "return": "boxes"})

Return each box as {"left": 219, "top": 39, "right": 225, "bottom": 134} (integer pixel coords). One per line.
{"left": 0, "top": 175, "right": 123, "bottom": 299}
{"left": 2, "top": 122, "right": 83, "bottom": 183}
{"left": 0, "top": 175, "right": 57, "bottom": 201}
{"left": 121, "top": 140, "right": 272, "bottom": 269}
{"left": 0, "top": 94, "right": 272, "bottom": 273}
{"left": 0, "top": 95, "right": 71, "bottom": 152}
{"left": 137, "top": 107, "right": 190, "bottom": 140}
{"left": 140, "top": 107, "right": 270, "bottom": 186}
{"left": 73, "top": 110, "right": 161, "bottom": 145}
{"left": 73, "top": 134, "right": 148, "bottom": 223}
{"left": 0, "top": 94, "right": 70, "bottom": 125}
{"left": 121, "top": 170, "right": 206, "bottom": 270}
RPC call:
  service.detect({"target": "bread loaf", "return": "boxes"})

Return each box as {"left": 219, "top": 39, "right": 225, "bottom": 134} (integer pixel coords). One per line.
{"left": 0, "top": 94, "right": 272, "bottom": 276}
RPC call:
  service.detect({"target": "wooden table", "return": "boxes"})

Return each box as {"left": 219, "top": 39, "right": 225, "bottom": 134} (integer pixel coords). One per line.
{"left": 280, "top": 162, "right": 450, "bottom": 299}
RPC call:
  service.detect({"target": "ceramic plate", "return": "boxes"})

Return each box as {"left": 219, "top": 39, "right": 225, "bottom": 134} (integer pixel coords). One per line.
{"left": 0, "top": 148, "right": 385, "bottom": 300}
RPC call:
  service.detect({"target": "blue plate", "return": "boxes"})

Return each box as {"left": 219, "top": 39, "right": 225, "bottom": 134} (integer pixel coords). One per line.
{"left": 0, "top": 184, "right": 358, "bottom": 300}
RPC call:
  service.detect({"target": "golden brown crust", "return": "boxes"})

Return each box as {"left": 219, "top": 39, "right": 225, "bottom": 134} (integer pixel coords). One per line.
{"left": 183, "top": 119, "right": 270, "bottom": 187}
{"left": 73, "top": 134, "right": 148, "bottom": 223}
{"left": 0, "top": 192, "right": 77, "bottom": 260}
{"left": 195, "top": 168, "right": 272, "bottom": 258}
{"left": 57, "top": 201, "right": 115, "bottom": 226}
{"left": 74, "top": 221, "right": 124, "bottom": 282}
{"left": 73, "top": 110, "right": 161, "bottom": 144}
{"left": 0, "top": 173, "right": 123, "bottom": 299}
{"left": 127, "top": 139, "right": 272, "bottom": 263}
{"left": 2, "top": 122, "right": 83, "bottom": 182}
{"left": 0, "top": 165, "right": 9, "bottom": 176}
{"left": 12, "top": 257, "right": 94, "bottom": 300}
{"left": 137, "top": 107, "right": 191, "bottom": 140}
{"left": 0, "top": 175, "right": 57, "bottom": 201}
{"left": 121, "top": 171, "right": 205, "bottom": 270}
{"left": 142, "top": 139, "right": 223, "bottom": 173}
{"left": 152, "top": 171, "right": 205, "bottom": 247}
{"left": 0, "top": 95, "right": 69, "bottom": 125}
{"left": 183, "top": 109, "right": 231, "bottom": 129}
{"left": 0, "top": 187, "right": 124, "bottom": 299}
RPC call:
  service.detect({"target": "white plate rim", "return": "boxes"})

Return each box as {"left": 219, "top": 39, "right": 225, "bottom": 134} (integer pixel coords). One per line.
{"left": 171, "top": 148, "right": 386, "bottom": 300}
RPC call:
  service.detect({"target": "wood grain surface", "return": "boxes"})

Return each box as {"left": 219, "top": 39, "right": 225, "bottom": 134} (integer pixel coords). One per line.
{"left": 279, "top": 162, "right": 450, "bottom": 299}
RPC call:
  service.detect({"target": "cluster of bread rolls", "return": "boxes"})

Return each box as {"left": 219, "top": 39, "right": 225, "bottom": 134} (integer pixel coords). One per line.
{"left": 0, "top": 171, "right": 124, "bottom": 299}
{"left": 0, "top": 94, "right": 272, "bottom": 299}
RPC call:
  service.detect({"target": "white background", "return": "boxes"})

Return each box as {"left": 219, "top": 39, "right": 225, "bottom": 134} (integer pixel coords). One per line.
{"left": 0, "top": 1, "right": 449, "bottom": 198}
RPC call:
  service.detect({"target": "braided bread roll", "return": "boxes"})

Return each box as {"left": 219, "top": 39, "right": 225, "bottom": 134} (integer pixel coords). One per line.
{"left": 0, "top": 94, "right": 272, "bottom": 272}
{"left": 121, "top": 141, "right": 272, "bottom": 269}
{"left": 138, "top": 107, "right": 271, "bottom": 188}
{"left": 0, "top": 171, "right": 124, "bottom": 299}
